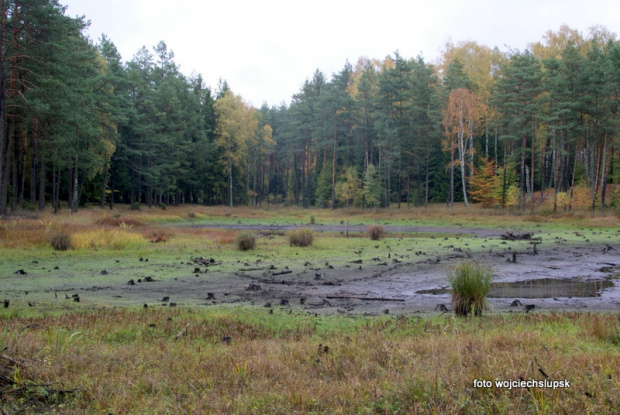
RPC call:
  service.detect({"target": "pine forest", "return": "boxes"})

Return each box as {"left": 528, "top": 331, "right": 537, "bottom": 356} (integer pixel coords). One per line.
{"left": 2, "top": 0, "right": 620, "bottom": 216}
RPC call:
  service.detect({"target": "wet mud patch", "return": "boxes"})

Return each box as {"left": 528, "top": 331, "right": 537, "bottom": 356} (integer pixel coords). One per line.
{"left": 417, "top": 277, "right": 615, "bottom": 299}
{"left": 2, "top": 223, "right": 619, "bottom": 315}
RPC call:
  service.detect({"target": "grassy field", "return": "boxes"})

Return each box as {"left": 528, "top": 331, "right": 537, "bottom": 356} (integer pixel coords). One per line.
{"left": 1, "top": 204, "right": 619, "bottom": 414}
{"left": 1, "top": 308, "right": 619, "bottom": 414}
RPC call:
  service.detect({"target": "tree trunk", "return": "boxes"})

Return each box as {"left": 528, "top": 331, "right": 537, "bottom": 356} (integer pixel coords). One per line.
{"left": 501, "top": 145, "right": 507, "bottom": 209}
{"left": 228, "top": 161, "right": 233, "bottom": 207}
{"left": 460, "top": 153, "right": 469, "bottom": 208}
{"left": 520, "top": 132, "right": 526, "bottom": 211}
{"left": 100, "top": 157, "right": 109, "bottom": 208}
{"left": 568, "top": 152, "right": 577, "bottom": 211}
{"left": 0, "top": 0, "right": 5, "bottom": 215}
{"left": 29, "top": 142, "right": 36, "bottom": 205}
{"left": 530, "top": 120, "right": 536, "bottom": 213}
{"left": 0, "top": 119, "right": 10, "bottom": 215}
{"left": 331, "top": 126, "right": 336, "bottom": 209}
{"left": 449, "top": 148, "right": 455, "bottom": 209}
{"left": 10, "top": 131, "right": 17, "bottom": 211}
{"left": 38, "top": 158, "right": 45, "bottom": 211}
{"left": 71, "top": 155, "right": 79, "bottom": 213}
{"left": 599, "top": 133, "right": 609, "bottom": 211}
{"left": 109, "top": 180, "right": 114, "bottom": 210}
{"left": 397, "top": 171, "right": 401, "bottom": 209}
{"left": 52, "top": 165, "right": 59, "bottom": 214}
{"left": 424, "top": 154, "right": 429, "bottom": 209}
{"left": 18, "top": 131, "right": 26, "bottom": 209}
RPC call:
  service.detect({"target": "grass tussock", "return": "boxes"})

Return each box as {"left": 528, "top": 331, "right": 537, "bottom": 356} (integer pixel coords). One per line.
{"left": 49, "top": 230, "right": 73, "bottom": 251}
{"left": 289, "top": 228, "right": 313, "bottom": 247}
{"left": 0, "top": 309, "right": 618, "bottom": 414}
{"left": 366, "top": 224, "right": 385, "bottom": 240}
{"left": 449, "top": 261, "right": 494, "bottom": 316}
{"left": 236, "top": 231, "right": 256, "bottom": 251}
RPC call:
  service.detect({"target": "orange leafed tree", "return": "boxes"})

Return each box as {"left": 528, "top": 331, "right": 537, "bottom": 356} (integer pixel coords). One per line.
{"left": 442, "top": 88, "right": 487, "bottom": 208}
{"left": 469, "top": 157, "right": 498, "bottom": 207}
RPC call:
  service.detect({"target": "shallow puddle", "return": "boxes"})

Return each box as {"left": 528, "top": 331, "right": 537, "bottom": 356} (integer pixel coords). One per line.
{"left": 417, "top": 277, "right": 615, "bottom": 299}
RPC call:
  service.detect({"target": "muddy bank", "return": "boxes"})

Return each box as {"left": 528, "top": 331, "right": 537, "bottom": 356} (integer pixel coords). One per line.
{"left": 117, "top": 235, "right": 620, "bottom": 316}
{"left": 3, "top": 225, "right": 619, "bottom": 316}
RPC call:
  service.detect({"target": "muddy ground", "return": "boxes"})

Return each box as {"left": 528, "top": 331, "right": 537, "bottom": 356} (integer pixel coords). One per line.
{"left": 154, "top": 231, "right": 620, "bottom": 315}
{"left": 3, "top": 224, "right": 619, "bottom": 315}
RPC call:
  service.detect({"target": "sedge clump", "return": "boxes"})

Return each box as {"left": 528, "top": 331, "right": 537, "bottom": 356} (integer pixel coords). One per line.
{"left": 289, "top": 229, "right": 313, "bottom": 247}
{"left": 366, "top": 224, "right": 385, "bottom": 241}
{"left": 448, "top": 261, "right": 493, "bottom": 316}
{"left": 50, "top": 230, "right": 73, "bottom": 251}
{"left": 236, "top": 232, "right": 257, "bottom": 251}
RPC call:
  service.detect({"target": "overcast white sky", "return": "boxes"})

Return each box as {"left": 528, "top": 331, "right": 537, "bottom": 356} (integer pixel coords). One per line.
{"left": 61, "top": 0, "right": 619, "bottom": 107}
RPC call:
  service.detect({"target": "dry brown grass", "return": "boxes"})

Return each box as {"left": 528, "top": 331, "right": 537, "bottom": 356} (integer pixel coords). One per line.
{"left": 366, "top": 224, "right": 385, "bottom": 240}
{"left": 289, "top": 228, "right": 314, "bottom": 247}
{"left": 175, "top": 227, "right": 238, "bottom": 245}
{"left": 95, "top": 216, "right": 145, "bottom": 228}
{"left": 0, "top": 219, "right": 49, "bottom": 248}
{"left": 49, "top": 230, "right": 72, "bottom": 251}
{"left": 148, "top": 229, "right": 173, "bottom": 243}
{"left": 0, "top": 310, "right": 618, "bottom": 414}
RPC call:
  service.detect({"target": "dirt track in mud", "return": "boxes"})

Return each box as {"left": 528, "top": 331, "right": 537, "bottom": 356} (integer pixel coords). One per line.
{"left": 122, "top": 223, "right": 620, "bottom": 316}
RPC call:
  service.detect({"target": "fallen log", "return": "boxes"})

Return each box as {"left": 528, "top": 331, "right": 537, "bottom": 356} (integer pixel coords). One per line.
{"left": 272, "top": 270, "right": 293, "bottom": 276}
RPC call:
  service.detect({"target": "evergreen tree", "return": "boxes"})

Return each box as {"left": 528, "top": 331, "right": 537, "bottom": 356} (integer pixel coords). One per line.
{"left": 492, "top": 51, "right": 543, "bottom": 211}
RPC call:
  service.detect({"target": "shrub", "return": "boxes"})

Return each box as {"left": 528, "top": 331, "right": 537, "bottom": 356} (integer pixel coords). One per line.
{"left": 366, "top": 224, "right": 385, "bottom": 241}
{"left": 289, "top": 228, "right": 313, "bottom": 247}
{"left": 50, "top": 231, "right": 73, "bottom": 251}
{"left": 448, "top": 262, "right": 493, "bottom": 316}
{"left": 159, "top": 202, "right": 167, "bottom": 210}
{"left": 236, "top": 232, "right": 257, "bottom": 251}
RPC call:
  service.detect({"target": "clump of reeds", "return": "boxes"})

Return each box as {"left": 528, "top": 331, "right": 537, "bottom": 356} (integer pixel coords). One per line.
{"left": 366, "top": 224, "right": 385, "bottom": 241}
{"left": 50, "top": 230, "right": 73, "bottom": 251}
{"left": 448, "top": 261, "right": 493, "bottom": 316}
{"left": 289, "top": 228, "right": 313, "bottom": 247}
{"left": 236, "top": 232, "right": 257, "bottom": 251}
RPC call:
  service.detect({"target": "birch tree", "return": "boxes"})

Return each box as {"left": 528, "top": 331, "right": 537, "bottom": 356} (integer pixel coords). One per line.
{"left": 214, "top": 90, "right": 257, "bottom": 207}
{"left": 443, "top": 88, "right": 487, "bottom": 208}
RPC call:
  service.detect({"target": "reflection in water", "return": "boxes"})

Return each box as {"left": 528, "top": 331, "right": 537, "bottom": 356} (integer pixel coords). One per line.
{"left": 417, "top": 278, "right": 615, "bottom": 299}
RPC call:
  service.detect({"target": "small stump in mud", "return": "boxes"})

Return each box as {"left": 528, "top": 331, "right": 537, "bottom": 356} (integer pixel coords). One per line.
{"left": 246, "top": 284, "right": 262, "bottom": 291}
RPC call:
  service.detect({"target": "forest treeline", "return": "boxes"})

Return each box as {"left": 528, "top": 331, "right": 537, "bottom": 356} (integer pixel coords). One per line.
{"left": 1, "top": 0, "right": 619, "bottom": 215}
